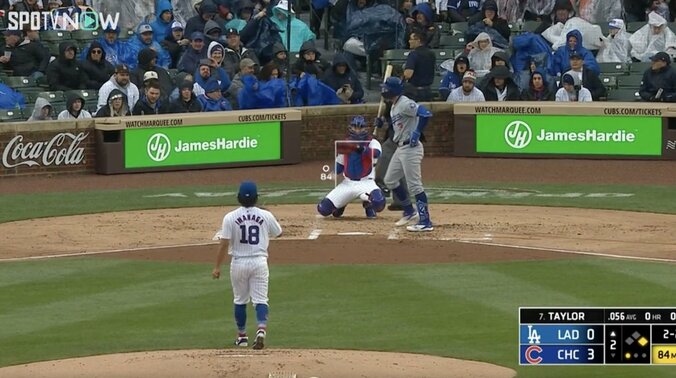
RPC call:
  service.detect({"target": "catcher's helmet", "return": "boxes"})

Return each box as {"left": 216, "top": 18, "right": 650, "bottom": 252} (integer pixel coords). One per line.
{"left": 380, "top": 77, "right": 404, "bottom": 99}
{"left": 348, "top": 115, "right": 369, "bottom": 140}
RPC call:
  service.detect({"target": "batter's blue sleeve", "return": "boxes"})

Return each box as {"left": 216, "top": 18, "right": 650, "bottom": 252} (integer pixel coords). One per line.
{"left": 416, "top": 104, "right": 432, "bottom": 132}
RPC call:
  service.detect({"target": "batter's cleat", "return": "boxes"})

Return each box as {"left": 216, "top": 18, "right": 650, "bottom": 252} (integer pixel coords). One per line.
{"left": 234, "top": 336, "right": 249, "bottom": 347}
{"left": 388, "top": 203, "right": 403, "bottom": 211}
{"left": 253, "top": 329, "right": 266, "bottom": 350}
{"left": 332, "top": 207, "right": 346, "bottom": 218}
{"left": 395, "top": 212, "right": 418, "bottom": 226}
{"left": 406, "top": 222, "right": 434, "bottom": 232}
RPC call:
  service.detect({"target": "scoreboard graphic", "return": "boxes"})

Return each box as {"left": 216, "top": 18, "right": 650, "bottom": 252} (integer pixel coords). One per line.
{"left": 519, "top": 307, "right": 676, "bottom": 365}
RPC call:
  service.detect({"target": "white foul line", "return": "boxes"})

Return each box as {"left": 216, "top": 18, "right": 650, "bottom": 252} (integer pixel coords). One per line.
{"left": 308, "top": 229, "right": 322, "bottom": 240}
{"left": 0, "top": 241, "right": 220, "bottom": 263}
{"left": 387, "top": 228, "right": 399, "bottom": 240}
{"left": 456, "top": 240, "right": 676, "bottom": 264}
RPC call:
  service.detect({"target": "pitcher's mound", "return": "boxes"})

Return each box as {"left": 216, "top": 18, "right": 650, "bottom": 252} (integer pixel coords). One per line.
{"left": 0, "top": 349, "right": 516, "bottom": 378}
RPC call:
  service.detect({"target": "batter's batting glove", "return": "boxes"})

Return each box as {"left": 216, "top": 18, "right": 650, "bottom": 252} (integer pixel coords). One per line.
{"left": 373, "top": 117, "right": 385, "bottom": 128}
{"left": 410, "top": 130, "right": 421, "bottom": 147}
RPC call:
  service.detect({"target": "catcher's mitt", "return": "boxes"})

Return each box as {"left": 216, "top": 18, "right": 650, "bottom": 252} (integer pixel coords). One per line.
{"left": 336, "top": 142, "right": 366, "bottom": 154}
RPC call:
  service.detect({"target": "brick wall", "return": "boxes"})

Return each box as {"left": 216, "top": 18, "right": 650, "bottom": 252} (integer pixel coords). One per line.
{"left": 0, "top": 103, "right": 455, "bottom": 178}
{"left": 299, "top": 103, "right": 454, "bottom": 161}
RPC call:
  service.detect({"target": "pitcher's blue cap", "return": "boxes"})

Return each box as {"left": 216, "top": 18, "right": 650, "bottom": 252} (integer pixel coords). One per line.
{"left": 238, "top": 181, "right": 258, "bottom": 198}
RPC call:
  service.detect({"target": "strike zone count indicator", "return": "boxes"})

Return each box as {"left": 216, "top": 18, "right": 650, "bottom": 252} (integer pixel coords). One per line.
{"left": 519, "top": 307, "right": 676, "bottom": 365}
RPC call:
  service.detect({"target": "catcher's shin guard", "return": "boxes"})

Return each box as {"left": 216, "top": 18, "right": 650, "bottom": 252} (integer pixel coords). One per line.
{"left": 317, "top": 198, "right": 337, "bottom": 216}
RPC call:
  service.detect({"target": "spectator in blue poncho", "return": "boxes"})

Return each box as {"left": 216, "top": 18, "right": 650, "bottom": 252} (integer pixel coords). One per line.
{"left": 548, "top": 29, "right": 599, "bottom": 77}
{"left": 439, "top": 55, "right": 469, "bottom": 99}
{"left": 199, "top": 77, "right": 233, "bottom": 111}
{"left": 270, "top": 0, "right": 316, "bottom": 53}
{"left": 81, "top": 27, "right": 123, "bottom": 66}
{"left": 151, "top": 0, "right": 175, "bottom": 44}
{"left": 228, "top": 58, "right": 257, "bottom": 108}
{"left": 194, "top": 58, "right": 231, "bottom": 97}
{"left": 238, "top": 73, "right": 288, "bottom": 109}
{"left": 407, "top": 2, "right": 439, "bottom": 49}
{"left": 123, "top": 23, "right": 172, "bottom": 70}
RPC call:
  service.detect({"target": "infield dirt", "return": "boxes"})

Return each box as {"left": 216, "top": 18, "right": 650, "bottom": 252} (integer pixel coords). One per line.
{"left": 1, "top": 157, "right": 674, "bottom": 377}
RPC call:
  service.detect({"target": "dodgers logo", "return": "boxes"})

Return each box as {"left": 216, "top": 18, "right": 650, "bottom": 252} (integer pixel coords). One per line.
{"left": 504, "top": 120, "right": 532, "bottom": 149}
{"left": 525, "top": 345, "right": 543, "bottom": 365}
{"left": 147, "top": 133, "right": 171, "bottom": 162}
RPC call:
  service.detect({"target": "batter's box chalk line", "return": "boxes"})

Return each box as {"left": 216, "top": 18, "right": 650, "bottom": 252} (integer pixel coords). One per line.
{"left": 308, "top": 229, "right": 322, "bottom": 240}
{"left": 268, "top": 372, "right": 297, "bottom": 378}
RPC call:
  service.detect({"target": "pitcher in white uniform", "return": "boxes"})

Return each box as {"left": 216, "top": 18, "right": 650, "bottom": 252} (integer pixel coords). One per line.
{"left": 212, "top": 181, "right": 283, "bottom": 350}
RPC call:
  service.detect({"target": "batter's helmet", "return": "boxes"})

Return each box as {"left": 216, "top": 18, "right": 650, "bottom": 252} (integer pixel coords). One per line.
{"left": 380, "top": 77, "right": 404, "bottom": 99}
{"left": 348, "top": 115, "right": 369, "bottom": 140}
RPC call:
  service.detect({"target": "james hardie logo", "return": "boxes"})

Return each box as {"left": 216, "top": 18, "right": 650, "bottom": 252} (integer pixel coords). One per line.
{"left": 147, "top": 133, "right": 171, "bottom": 162}
{"left": 504, "top": 120, "right": 532, "bottom": 149}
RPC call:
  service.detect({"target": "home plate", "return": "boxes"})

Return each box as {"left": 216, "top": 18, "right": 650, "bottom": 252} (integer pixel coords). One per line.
{"left": 337, "top": 232, "right": 373, "bottom": 236}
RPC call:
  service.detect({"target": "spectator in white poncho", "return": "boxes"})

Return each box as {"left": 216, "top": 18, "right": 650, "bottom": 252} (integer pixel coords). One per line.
{"left": 464, "top": 32, "right": 503, "bottom": 78}
{"left": 577, "top": 0, "right": 624, "bottom": 25}
{"left": 597, "top": 19, "right": 632, "bottom": 64}
{"left": 630, "top": 11, "right": 676, "bottom": 62}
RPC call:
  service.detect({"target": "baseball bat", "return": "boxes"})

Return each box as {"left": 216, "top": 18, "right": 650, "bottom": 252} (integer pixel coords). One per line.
{"left": 373, "top": 64, "right": 394, "bottom": 135}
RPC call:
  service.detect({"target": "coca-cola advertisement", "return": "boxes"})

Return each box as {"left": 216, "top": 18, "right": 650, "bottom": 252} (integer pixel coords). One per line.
{"left": 1, "top": 131, "right": 93, "bottom": 176}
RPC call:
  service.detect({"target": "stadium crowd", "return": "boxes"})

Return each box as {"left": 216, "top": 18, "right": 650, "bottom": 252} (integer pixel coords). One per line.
{"left": 1, "top": 0, "right": 676, "bottom": 121}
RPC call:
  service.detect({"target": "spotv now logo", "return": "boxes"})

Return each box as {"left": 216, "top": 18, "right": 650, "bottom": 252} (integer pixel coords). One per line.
{"left": 4, "top": 10, "right": 119, "bottom": 31}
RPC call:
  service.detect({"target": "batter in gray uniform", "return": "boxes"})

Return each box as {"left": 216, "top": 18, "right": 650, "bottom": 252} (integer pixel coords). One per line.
{"left": 374, "top": 101, "right": 407, "bottom": 211}
{"left": 375, "top": 77, "right": 433, "bottom": 232}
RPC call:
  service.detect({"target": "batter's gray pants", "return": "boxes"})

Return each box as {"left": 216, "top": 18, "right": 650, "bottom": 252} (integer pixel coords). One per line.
{"left": 375, "top": 137, "right": 407, "bottom": 205}
{"left": 384, "top": 142, "right": 425, "bottom": 196}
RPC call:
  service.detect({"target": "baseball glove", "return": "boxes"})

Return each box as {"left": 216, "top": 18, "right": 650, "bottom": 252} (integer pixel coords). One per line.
{"left": 336, "top": 142, "right": 366, "bottom": 154}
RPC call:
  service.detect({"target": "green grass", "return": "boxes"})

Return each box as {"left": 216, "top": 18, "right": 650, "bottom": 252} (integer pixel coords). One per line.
{"left": 1, "top": 258, "right": 674, "bottom": 377}
{"left": 2, "top": 180, "right": 675, "bottom": 376}
{"left": 2, "top": 182, "right": 676, "bottom": 223}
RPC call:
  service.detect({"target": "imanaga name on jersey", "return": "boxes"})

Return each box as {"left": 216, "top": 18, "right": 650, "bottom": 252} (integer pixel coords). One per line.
{"left": 235, "top": 214, "right": 265, "bottom": 226}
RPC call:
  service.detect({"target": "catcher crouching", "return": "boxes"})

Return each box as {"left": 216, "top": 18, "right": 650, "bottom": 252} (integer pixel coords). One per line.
{"left": 317, "top": 116, "right": 386, "bottom": 218}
